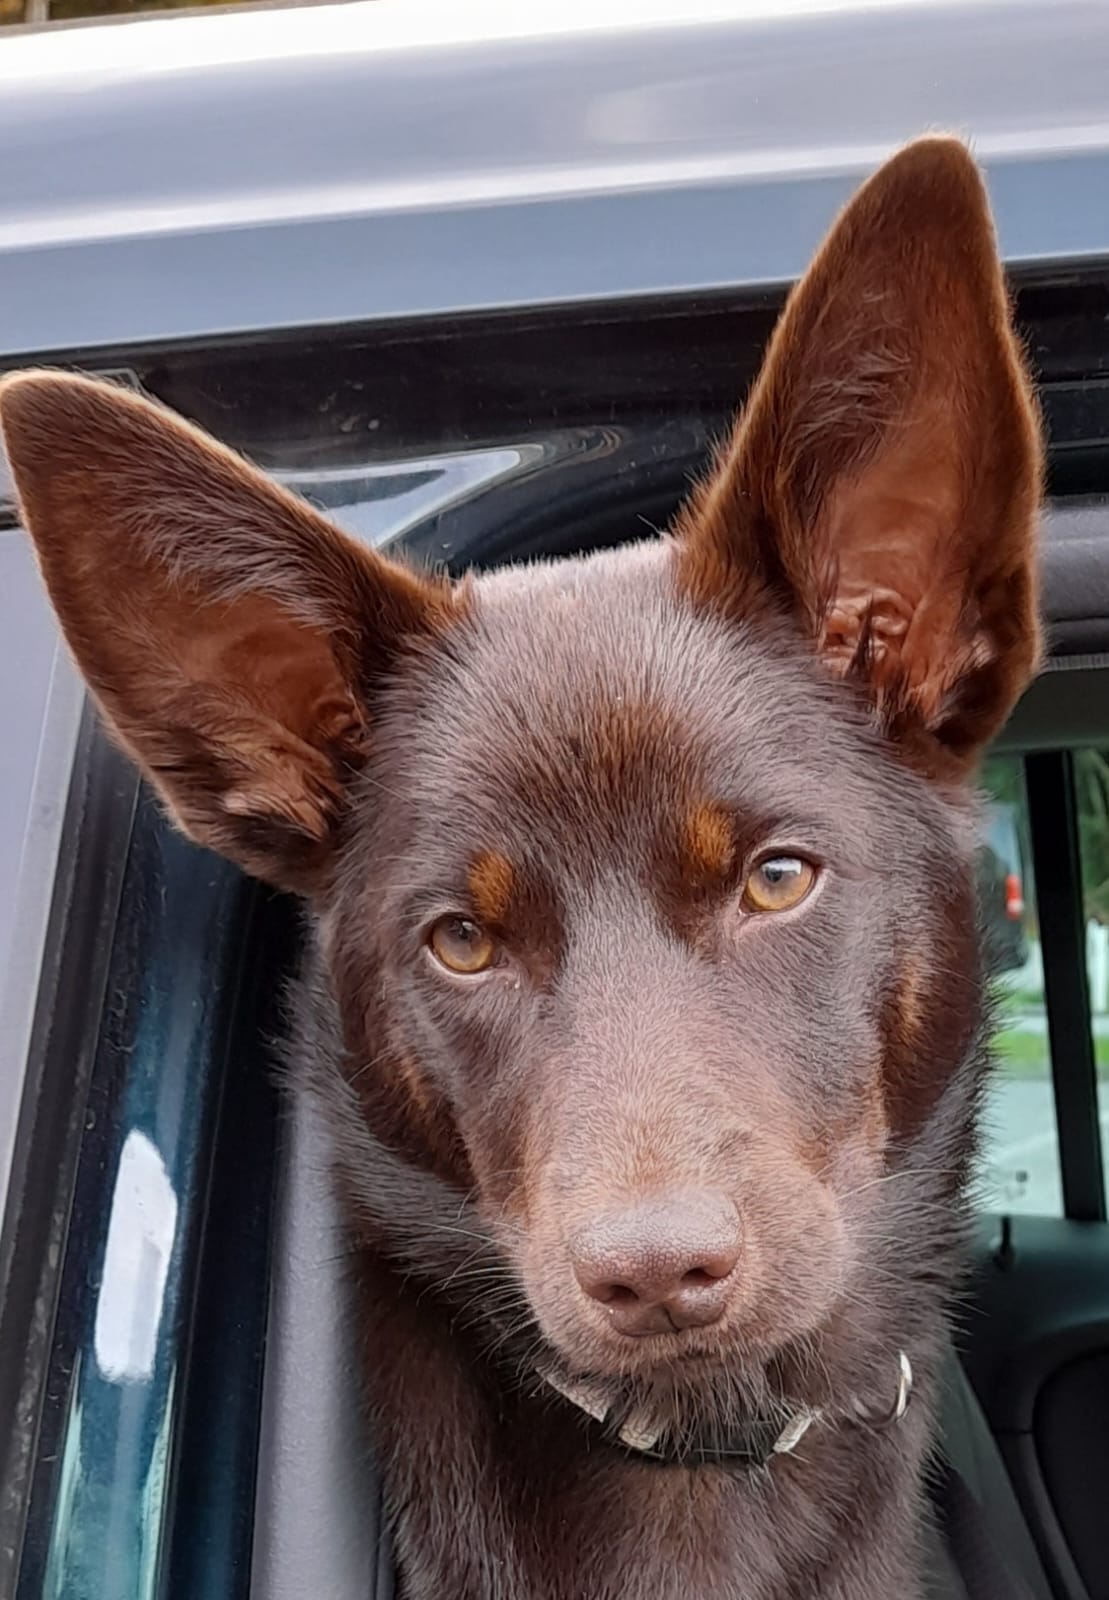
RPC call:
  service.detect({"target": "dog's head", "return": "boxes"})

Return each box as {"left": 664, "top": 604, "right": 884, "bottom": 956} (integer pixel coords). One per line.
{"left": 1, "top": 140, "right": 1041, "bottom": 1420}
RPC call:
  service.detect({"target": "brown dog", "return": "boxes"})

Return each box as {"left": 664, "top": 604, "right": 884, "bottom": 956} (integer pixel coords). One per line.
{"left": 0, "top": 137, "right": 1042, "bottom": 1599}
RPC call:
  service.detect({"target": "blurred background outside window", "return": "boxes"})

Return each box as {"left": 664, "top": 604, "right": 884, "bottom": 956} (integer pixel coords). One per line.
{"left": 2, "top": 0, "right": 338, "bottom": 25}
{"left": 979, "top": 750, "right": 1109, "bottom": 1215}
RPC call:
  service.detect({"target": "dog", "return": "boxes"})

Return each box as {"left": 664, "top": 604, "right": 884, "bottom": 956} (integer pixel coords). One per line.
{"left": 0, "top": 136, "right": 1042, "bottom": 1599}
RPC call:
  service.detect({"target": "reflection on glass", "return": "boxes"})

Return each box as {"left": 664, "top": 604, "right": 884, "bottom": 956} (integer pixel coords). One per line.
{"left": 41, "top": 1117, "right": 179, "bottom": 1600}
{"left": 276, "top": 445, "right": 537, "bottom": 549}
{"left": 41, "top": 1133, "right": 180, "bottom": 1600}
{"left": 94, "top": 1129, "right": 177, "bottom": 1384}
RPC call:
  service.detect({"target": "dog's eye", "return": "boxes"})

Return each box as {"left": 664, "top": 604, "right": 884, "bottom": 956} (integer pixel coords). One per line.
{"left": 742, "top": 856, "right": 816, "bottom": 914}
{"left": 428, "top": 915, "right": 497, "bottom": 975}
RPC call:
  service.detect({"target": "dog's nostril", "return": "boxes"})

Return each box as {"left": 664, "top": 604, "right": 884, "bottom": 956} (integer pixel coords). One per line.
{"left": 680, "top": 1266, "right": 719, "bottom": 1289}
{"left": 599, "top": 1283, "right": 639, "bottom": 1307}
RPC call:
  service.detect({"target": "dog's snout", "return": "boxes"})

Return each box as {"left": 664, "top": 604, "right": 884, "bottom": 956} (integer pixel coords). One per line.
{"left": 570, "top": 1190, "right": 742, "bottom": 1336}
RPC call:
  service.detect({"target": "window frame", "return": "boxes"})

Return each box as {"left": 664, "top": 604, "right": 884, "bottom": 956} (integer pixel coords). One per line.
{"left": 999, "top": 747, "right": 1108, "bottom": 1222}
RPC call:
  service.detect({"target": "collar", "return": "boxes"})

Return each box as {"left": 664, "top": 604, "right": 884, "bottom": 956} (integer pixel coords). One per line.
{"left": 540, "top": 1349, "right": 913, "bottom": 1470}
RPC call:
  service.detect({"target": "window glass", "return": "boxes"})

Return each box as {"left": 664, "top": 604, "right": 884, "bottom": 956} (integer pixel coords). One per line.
{"left": 1077, "top": 750, "right": 1109, "bottom": 1174}
{"left": 978, "top": 755, "right": 1060, "bottom": 1215}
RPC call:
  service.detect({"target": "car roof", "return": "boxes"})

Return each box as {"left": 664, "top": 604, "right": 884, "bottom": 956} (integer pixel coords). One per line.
{"left": 3, "top": 0, "right": 1109, "bottom": 357}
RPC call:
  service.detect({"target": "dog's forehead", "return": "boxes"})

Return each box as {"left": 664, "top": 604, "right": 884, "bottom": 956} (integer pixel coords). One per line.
{"left": 471, "top": 541, "right": 727, "bottom": 713}
{"left": 399, "top": 544, "right": 868, "bottom": 856}
{"left": 461, "top": 546, "right": 759, "bottom": 770}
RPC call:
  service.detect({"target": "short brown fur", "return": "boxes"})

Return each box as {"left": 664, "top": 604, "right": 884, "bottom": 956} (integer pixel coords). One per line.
{"left": 0, "top": 137, "right": 1043, "bottom": 1600}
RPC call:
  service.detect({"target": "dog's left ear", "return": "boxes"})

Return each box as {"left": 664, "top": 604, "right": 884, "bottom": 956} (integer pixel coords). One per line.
{"left": 677, "top": 136, "right": 1043, "bottom": 769}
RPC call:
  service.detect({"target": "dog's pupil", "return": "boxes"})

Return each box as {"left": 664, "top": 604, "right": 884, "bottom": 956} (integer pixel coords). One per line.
{"left": 762, "top": 859, "right": 797, "bottom": 884}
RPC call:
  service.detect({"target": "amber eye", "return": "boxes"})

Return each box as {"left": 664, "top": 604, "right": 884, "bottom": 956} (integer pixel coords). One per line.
{"left": 742, "top": 855, "right": 817, "bottom": 914}
{"left": 428, "top": 915, "right": 497, "bottom": 975}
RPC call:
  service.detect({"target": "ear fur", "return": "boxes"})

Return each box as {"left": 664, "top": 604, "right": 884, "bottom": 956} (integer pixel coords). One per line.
{"left": 677, "top": 136, "right": 1043, "bottom": 769}
{"left": 0, "top": 371, "right": 459, "bottom": 894}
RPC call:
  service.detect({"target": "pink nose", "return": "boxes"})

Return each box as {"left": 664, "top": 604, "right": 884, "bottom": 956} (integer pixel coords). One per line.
{"left": 570, "top": 1190, "right": 742, "bottom": 1336}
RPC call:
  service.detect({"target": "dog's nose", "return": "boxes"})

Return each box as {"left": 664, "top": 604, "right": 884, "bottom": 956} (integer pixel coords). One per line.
{"left": 570, "top": 1190, "right": 742, "bottom": 1335}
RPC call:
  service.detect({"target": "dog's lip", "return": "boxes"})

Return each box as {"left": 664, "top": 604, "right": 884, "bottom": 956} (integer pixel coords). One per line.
{"left": 542, "top": 1327, "right": 739, "bottom": 1390}
{"left": 587, "top": 1316, "right": 736, "bottom": 1359}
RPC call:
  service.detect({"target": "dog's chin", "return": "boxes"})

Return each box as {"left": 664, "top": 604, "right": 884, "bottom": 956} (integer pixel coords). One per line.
{"left": 522, "top": 1282, "right": 858, "bottom": 1423}
{"left": 551, "top": 1323, "right": 744, "bottom": 1384}
{"left": 528, "top": 1302, "right": 784, "bottom": 1405}
{"left": 531, "top": 1331, "right": 790, "bottom": 1454}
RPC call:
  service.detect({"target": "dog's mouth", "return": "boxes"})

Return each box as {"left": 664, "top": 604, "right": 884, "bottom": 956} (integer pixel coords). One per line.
{"left": 408, "top": 1211, "right": 827, "bottom": 1420}
{"left": 442, "top": 1254, "right": 791, "bottom": 1441}
{"left": 373, "top": 1176, "right": 912, "bottom": 1470}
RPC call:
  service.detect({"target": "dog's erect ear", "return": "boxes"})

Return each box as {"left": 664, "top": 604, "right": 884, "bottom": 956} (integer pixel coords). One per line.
{"left": 0, "top": 372, "right": 456, "bottom": 895}
{"left": 677, "top": 136, "right": 1043, "bottom": 768}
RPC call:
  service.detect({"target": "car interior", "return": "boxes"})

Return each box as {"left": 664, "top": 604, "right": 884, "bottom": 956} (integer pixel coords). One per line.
{"left": 2, "top": 274, "right": 1109, "bottom": 1599}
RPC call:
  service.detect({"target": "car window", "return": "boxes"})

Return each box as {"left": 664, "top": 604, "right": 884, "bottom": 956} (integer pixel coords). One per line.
{"left": 978, "top": 745, "right": 1109, "bottom": 1217}
{"left": 1079, "top": 749, "right": 1109, "bottom": 1181}
{"left": 979, "top": 755, "right": 1057, "bottom": 1214}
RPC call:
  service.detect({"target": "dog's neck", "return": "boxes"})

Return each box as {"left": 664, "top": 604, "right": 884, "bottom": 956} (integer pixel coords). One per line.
{"left": 537, "top": 1348, "right": 914, "bottom": 1468}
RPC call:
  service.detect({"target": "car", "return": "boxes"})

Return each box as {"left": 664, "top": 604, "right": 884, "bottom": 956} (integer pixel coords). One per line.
{"left": 979, "top": 801, "right": 1031, "bottom": 975}
{"left": 1, "top": 4, "right": 1109, "bottom": 1598}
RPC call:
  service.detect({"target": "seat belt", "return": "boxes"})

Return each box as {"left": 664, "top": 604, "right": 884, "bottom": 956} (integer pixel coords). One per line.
{"left": 928, "top": 1454, "right": 1040, "bottom": 1600}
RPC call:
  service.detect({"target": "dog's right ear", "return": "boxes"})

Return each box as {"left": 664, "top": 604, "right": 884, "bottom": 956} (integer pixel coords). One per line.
{"left": 0, "top": 372, "right": 457, "bottom": 895}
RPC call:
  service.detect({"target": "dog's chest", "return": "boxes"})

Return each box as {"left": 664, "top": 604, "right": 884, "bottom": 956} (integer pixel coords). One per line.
{"left": 389, "top": 1428, "right": 919, "bottom": 1600}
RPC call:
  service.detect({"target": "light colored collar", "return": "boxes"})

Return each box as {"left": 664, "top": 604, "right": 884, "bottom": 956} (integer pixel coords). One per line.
{"left": 540, "top": 1349, "right": 913, "bottom": 1467}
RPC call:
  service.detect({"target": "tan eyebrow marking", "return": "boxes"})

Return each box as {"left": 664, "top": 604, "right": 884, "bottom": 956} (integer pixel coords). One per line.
{"left": 684, "top": 803, "right": 736, "bottom": 882}
{"left": 468, "top": 848, "right": 516, "bottom": 924}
